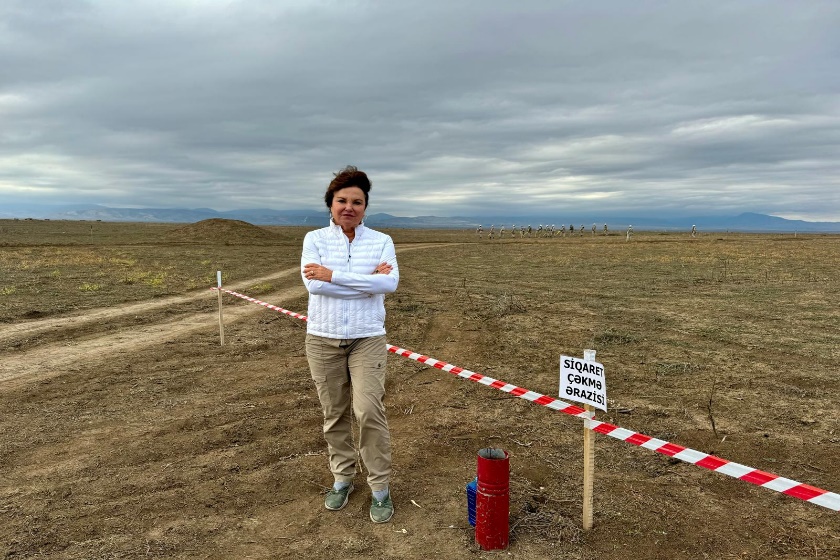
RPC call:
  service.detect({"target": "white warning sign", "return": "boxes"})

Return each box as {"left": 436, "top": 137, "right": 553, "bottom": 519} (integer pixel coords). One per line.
{"left": 560, "top": 355, "right": 607, "bottom": 412}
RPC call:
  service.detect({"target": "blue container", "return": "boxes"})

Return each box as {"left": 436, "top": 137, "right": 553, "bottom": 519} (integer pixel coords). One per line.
{"left": 466, "top": 477, "right": 477, "bottom": 527}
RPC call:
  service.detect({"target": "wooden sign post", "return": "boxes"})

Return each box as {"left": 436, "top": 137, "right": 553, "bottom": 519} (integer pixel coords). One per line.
{"left": 560, "top": 349, "right": 604, "bottom": 531}
{"left": 582, "top": 405, "right": 595, "bottom": 530}
{"left": 217, "top": 270, "right": 225, "bottom": 346}
{"left": 582, "top": 349, "right": 596, "bottom": 530}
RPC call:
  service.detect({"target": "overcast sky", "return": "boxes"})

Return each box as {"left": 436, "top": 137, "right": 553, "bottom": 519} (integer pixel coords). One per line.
{"left": 2, "top": 1, "right": 839, "bottom": 220}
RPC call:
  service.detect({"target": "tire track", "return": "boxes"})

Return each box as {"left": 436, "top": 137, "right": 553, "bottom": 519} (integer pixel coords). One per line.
{"left": 0, "top": 286, "right": 307, "bottom": 388}
{"left": 0, "top": 243, "right": 453, "bottom": 388}
{"left": 0, "top": 267, "right": 302, "bottom": 347}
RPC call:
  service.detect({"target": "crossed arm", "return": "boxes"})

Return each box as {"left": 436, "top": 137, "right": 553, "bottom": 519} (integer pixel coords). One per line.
{"left": 301, "top": 236, "right": 399, "bottom": 298}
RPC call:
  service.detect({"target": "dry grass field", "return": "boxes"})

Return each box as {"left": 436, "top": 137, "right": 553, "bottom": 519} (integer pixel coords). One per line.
{"left": 1, "top": 219, "right": 838, "bottom": 559}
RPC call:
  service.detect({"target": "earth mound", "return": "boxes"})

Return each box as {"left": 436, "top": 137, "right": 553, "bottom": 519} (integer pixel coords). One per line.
{"left": 164, "top": 218, "right": 280, "bottom": 244}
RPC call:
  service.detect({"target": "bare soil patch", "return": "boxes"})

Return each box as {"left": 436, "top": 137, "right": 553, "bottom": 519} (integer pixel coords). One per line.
{"left": 1, "top": 223, "right": 838, "bottom": 559}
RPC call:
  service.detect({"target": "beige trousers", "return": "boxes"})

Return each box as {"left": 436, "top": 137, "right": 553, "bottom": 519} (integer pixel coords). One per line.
{"left": 305, "top": 333, "right": 392, "bottom": 491}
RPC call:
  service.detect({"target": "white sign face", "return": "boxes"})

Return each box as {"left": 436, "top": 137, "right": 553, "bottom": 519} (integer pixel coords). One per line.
{"left": 560, "top": 355, "right": 607, "bottom": 411}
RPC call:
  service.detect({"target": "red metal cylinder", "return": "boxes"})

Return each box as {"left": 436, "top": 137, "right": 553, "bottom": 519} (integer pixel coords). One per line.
{"left": 475, "top": 448, "right": 509, "bottom": 550}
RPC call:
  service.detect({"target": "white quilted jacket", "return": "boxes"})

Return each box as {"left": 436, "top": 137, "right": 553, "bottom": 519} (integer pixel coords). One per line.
{"left": 301, "top": 221, "right": 399, "bottom": 339}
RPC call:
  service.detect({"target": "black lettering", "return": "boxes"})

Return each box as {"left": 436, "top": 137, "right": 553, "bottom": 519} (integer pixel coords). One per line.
{"left": 581, "top": 362, "right": 602, "bottom": 376}
{"left": 570, "top": 375, "right": 604, "bottom": 391}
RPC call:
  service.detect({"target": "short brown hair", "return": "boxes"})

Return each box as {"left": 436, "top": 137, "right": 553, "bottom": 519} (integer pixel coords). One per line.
{"left": 325, "top": 165, "right": 371, "bottom": 208}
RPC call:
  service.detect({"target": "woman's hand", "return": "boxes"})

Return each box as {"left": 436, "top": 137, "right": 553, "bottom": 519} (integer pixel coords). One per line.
{"left": 303, "top": 263, "right": 333, "bottom": 282}
{"left": 371, "top": 262, "right": 393, "bottom": 275}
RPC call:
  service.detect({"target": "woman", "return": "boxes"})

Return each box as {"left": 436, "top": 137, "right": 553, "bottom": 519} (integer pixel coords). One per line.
{"left": 301, "top": 165, "right": 399, "bottom": 523}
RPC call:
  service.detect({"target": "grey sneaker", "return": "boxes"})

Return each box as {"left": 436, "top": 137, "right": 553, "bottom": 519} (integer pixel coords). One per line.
{"left": 369, "top": 493, "right": 394, "bottom": 523}
{"left": 324, "top": 483, "right": 354, "bottom": 511}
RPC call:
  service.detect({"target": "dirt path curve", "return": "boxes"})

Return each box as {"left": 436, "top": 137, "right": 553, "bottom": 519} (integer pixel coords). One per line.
{"left": 0, "top": 243, "right": 451, "bottom": 389}
{"left": 0, "top": 269, "right": 301, "bottom": 347}
{"left": 0, "top": 286, "right": 307, "bottom": 388}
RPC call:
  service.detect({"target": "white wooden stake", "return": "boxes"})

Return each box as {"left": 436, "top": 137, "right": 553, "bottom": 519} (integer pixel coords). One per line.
{"left": 582, "top": 404, "right": 595, "bottom": 530}
{"left": 582, "top": 349, "right": 596, "bottom": 530}
{"left": 217, "top": 270, "right": 225, "bottom": 346}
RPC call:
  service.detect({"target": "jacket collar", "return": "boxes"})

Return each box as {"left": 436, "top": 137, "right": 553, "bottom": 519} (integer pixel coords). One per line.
{"left": 329, "top": 217, "right": 366, "bottom": 240}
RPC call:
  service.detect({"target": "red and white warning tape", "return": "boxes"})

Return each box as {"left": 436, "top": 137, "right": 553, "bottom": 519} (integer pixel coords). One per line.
{"left": 213, "top": 287, "right": 840, "bottom": 512}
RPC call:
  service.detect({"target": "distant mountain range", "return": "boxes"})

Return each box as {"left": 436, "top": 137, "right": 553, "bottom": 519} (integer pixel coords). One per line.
{"left": 2, "top": 204, "right": 839, "bottom": 232}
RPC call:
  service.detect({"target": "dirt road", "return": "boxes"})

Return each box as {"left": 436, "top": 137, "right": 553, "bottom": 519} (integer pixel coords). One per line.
{"left": 0, "top": 279, "right": 305, "bottom": 388}
{"left": 0, "top": 243, "right": 444, "bottom": 388}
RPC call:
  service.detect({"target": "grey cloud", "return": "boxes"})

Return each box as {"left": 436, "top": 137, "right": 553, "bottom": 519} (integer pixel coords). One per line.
{"left": 1, "top": 1, "right": 839, "bottom": 220}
